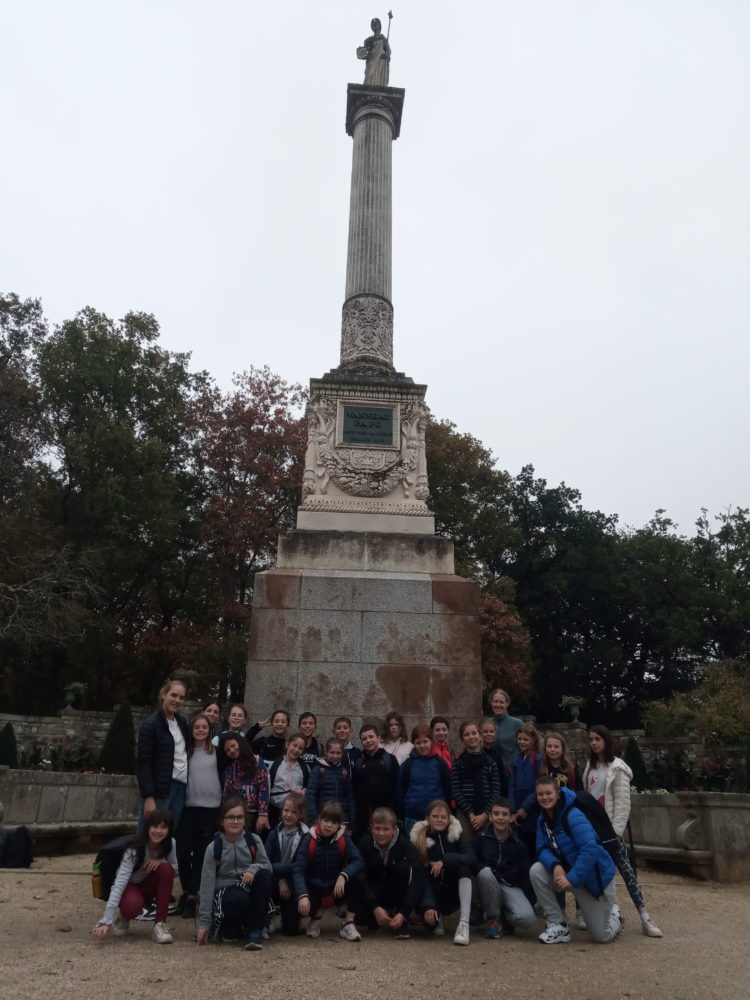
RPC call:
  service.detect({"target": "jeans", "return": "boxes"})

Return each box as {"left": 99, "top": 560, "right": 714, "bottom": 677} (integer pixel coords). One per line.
{"left": 138, "top": 779, "right": 187, "bottom": 831}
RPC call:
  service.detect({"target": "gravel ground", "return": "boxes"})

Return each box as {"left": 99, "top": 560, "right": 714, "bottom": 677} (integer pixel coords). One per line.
{"left": 1, "top": 855, "right": 748, "bottom": 1000}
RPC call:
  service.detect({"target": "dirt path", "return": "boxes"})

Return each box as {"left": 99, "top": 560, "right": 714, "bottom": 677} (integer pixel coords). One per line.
{"left": 1, "top": 855, "right": 747, "bottom": 1000}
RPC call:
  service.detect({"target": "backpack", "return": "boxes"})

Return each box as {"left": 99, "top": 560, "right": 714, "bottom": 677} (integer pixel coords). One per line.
{"left": 561, "top": 791, "right": 618, "bottom": 846}
{"left": 213, "top": 831, "right": 256, "bottom": 869}
{"left": 307, "top": 830, "right": 347, "bottom": 863}
{"left": 91, "top": 834, "right": 135, "bottom": 900}
{"left": 0, "top": 825, "right": 33, "bottom": 869}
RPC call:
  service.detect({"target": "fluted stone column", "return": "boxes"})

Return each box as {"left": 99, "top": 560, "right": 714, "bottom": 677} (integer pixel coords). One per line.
{"left": 340, "top": 85, "right": 404, "bottom": 371}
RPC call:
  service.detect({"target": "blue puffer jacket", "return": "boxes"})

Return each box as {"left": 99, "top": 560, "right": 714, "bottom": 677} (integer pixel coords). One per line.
{"left": 306, "top": 761, "right": 356, "bottom": 827}
{"left": 398, "top": 751, "right": 452, "bottom": 821}
{"left": 536, "top": 786, "right": 616, "bottom": 898}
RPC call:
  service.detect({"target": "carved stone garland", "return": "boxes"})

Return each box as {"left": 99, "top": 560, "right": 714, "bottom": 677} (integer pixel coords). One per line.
{"left": 301, "top": 395, "right": 430, "bottom": 501}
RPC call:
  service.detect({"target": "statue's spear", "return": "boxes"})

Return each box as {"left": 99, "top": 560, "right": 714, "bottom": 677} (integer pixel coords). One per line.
{"left": 387, "top": 10, "right": 393, "bottom": 40}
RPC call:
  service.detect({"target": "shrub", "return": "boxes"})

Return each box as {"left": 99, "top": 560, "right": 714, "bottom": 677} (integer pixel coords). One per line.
{"left": 98, "top": 702, "right": 135, "bottom": 774}
{"left": 0, "top": 722, "right": 19, "bottom": 768}
{"left": 624, "top": 736, "right": 650, "bottom": 791}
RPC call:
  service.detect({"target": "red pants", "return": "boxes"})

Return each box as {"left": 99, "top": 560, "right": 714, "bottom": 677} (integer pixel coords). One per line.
{"left": 119, "top": 863, "right": 174, "bottom": 923}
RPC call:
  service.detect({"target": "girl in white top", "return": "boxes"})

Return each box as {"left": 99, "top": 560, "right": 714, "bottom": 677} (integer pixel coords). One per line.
{"left": 582, "top": 725, "right": 663, "bottom": 938}
{"left": 380, "top": 710, "right": 413, "bottom": 765}
{"left": 176, "top": 713, "right": 223, "bottom": 919}
{"left": 92, "top": 809, "right": 178, "bottom": 944}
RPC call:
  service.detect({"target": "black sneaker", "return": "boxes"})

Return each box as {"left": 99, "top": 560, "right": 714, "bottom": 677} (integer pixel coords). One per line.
{"left": 181, "top": 897, "right": 196, "bottom": 919}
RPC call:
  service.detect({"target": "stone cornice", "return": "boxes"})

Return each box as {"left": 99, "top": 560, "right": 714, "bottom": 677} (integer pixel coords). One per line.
{"left": 346, "top": 84, "right": 405, "bottom": 139}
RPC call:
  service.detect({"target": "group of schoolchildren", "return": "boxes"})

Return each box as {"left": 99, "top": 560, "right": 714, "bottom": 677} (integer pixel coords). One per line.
{"left": 93, "top": 680, "right": 664, "bottom": 950}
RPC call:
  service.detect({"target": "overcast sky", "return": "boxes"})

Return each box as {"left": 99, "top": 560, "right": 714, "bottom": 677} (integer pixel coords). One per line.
{"left": 2, "top": 2, "right": 748, "bottom": 534}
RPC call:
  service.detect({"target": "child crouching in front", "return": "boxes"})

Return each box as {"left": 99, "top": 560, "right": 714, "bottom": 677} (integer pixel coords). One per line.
{"left": 353, "top": 807, "right": 431, "bottom": 939}
{"left": 475, "top": 797, "right": 535, "bottom": 937}
{"left": 411, "top": 799, "right": 475, "bottom": 946}
{"left": 264, "top": 792, "right": 308, "bottom": 935}
{"left": 292, "top": 800, "right": 364, "bottom": 941}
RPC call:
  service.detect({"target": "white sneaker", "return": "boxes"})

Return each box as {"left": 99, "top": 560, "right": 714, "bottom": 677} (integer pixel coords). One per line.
{"left": 574, "top": 909, "right": 587, "bottom": 931}
{"left": 538, "top": 922, "right": 571, "bottom": 944}
{"left": 612, "top": 903, "right": 625, "bottom": 936}
{"left": 269, "top": 912, "right": 282, "bottom": 935}
{"left": 339, "top": 921, "right": 362, "bottom": 942}
{"left": 306, "top": 916, "right": 322, "bottom": 938}
{"left": 151, "top": 921, "right": 173, "bottom": 944}
{"left": 453, "top": 921, "right": 470, "bottom": 946}
{"left": 112, "top": 914, "right": 130, "bottom": 937}
{"left": 641, "top": 917, "right": 663, "bottom": 938}
{"left": 433, "top": 915, "right": 444, "bottom": 937}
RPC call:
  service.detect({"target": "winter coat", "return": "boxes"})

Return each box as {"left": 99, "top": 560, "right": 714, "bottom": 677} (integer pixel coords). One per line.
{"left": 536, "top": 786, "right": 616, "bottom": 898}
{"left": 397, "top": 750, "right": 451, "bottom": 821}
{"left": 198, "top": 831, "right": 272, "bottom": 931}
{"left": 306, "top": 760, "right": 356, "bottom": 826}
{"left": 356, "top": 830, "right": 433, "bottom": 917}
{"left": 136, "top": 709, "right": 190, "bottom": 800}
{"left": 409, "top": 815, "right": 475, "bottom": 879}
{"left": 264, "top": 821, "right": 308, "bottom": 882}
{"left": 353, "top": 749, "right": 399, "bottom": 832}
{"left": 474, "top": 825, "right": 531, "bottom": 891}
{"left": 292, "top": 826, "right": 363, "bottom": 898}
{"left": 582, "top": 757, "right": 633, "bottom": 837}
{"left": 508, "top": 750, "right": 543, "bottom": 813}
{"left": 451, "top": 750, "right": 502, "bottom": 817}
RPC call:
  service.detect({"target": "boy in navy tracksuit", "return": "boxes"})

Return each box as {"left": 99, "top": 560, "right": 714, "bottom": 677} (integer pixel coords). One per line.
{"left": 293, "top": 800, "right": 364, "bottom": 941}
{"left": 474, "top": 797, "right": 535, "bottom": 937}
{"left": 306, "top": 738, "right": 357, "bottom": 828}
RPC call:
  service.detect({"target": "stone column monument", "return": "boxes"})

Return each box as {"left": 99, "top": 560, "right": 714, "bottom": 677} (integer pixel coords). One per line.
{"left": 245, "top": 21, "right": 482, "bottom": 737}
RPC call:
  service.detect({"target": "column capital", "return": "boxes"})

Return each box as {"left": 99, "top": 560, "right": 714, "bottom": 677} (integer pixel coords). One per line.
{"left": 346, "top": 84, "right": 405, "bottom": 139}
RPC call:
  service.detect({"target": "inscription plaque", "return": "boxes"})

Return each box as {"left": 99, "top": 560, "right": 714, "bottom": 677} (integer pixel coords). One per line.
{"left": 342, "top": 405, "right": 395, "bottom": 446}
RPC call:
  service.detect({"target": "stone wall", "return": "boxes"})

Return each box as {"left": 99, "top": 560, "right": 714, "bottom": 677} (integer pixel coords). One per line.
{"left": 0, "top": 765, "right": 138, "bottom": 854}
{"left": 0, "top": 702, "right": 204, "bottom": 768}
{"left": 630, "top": 792, "right": 750, "bottom": 882}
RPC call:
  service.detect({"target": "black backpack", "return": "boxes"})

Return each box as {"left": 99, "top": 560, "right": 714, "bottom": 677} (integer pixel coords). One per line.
{"left": 561, "top": 791, "right": 618, "bottom": 846}
{"left": 0, "top": 825, "right": 33, "bottom": 868}
{"left": 91, "top": 834, "right": 136, "bottom": 900}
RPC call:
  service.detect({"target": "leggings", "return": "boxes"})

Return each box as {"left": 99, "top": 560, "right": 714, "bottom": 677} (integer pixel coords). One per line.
{"left": 606, "top": 837, "right": 645, "bottom": 911}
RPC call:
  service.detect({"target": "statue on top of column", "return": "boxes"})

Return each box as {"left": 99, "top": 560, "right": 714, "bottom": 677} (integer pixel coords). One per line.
{"left": 357, "top": 17, "right": 391, "bottom": 87}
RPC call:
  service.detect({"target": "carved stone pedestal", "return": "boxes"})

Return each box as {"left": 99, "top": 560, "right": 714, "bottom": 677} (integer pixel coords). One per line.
{"left": 245, "top": 531, "right": 482, "bottom": 736}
